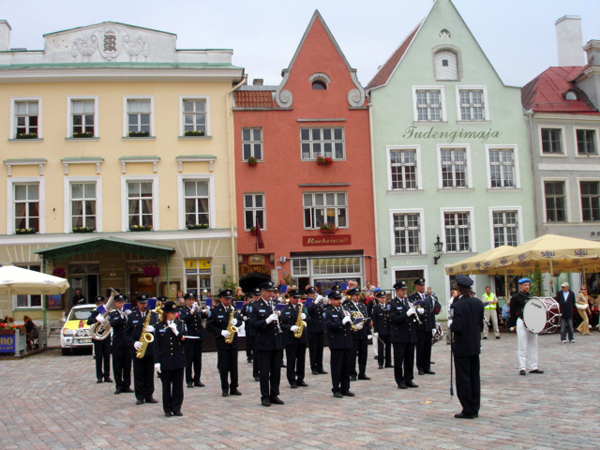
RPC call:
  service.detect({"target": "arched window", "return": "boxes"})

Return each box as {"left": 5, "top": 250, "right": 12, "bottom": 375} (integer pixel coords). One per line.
{"left": 434, "top": 50, "right": 458, "bottom": 80}
{"left": 309, "top": 73, "right": 331, "bottom": 90}
{"left": 565, "top": 90, "right": 578, "bottom": 101}
{"left": 312, "top": 80, "right": 327, "bottom": 90}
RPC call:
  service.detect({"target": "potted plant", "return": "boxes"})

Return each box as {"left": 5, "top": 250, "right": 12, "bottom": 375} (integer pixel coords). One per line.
{"left": 16, "top": 133, "right": 38, "bottom": 140}
{"left": 72, "top": 226, "right": 95, "bottom": 233}
{"left": 15, "top": 227, "right": 37, "bottom": 235}
{"left": 128, "top": 131, "right": 150, "bottom": 138}
{"left": 53, "top": 267, "right": 67, "bottom": 278}
{"left": 320, "top": 223, "right": 339, "bottom": 234}
{"left": 142, "top": 264, "right": 160, "bottom": 278}
{"left": 187, "top": 223, "right": 209, "bottom": 230}
{"left": 129, "top": 224, "right": 153, "bottom": 231}
{"left": 72, "top": 131, "right": 94, "bottom": 138}
{"left": 247, "top": 156, "right": 258, "bottom": 166}
{"left": 316, "top": 156, "right": 333, "bottom": 166}
{"left": 249, "top": 226, "right": 257, "bottom": 235}
{"left": 184, "top": 130, "right": 205, "bottom": 137}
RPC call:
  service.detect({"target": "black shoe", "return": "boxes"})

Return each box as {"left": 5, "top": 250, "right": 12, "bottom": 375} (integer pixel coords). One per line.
{"left": 350, "top": 375, "right": 357, "bottom": 381}
{"left": 187, "top": 382, "right": 194, "bottom": 388}
{"left": 97, "top": 378, "right": 103, "bottom": 384}
{"left": 297, "top": 381, "right": 308, "bottom": 387}
{"left": 341, "top": 391, "right": 355, "bottom": 397}
{"left": 358, "top": 375, "right": 371, "bottom": 380}
{"left": 405, "top": 381, "right": 419, "bottom": 388}
{"left": 379, "top": 366, "right": 384, "bottom": 370}
{"left": 496, "top": 336, "right": 501, "bottom": 339}
{"left": 194, "top": 381, "right": 205, "bottom": 387}
{"left": 281, "top": 363, "right": 287, "bottom": 368}
{"left": 270, "top": 396, "right": 285, "bottom": 405}
{"left": 529, "top": 369, "right": 544, "bottom": 374}
{"left": 121, "top": 387, "right": 134, "bottom": 393}
{"left": 290, "top": 382, "right": 298, "bottom": 389}
{"left": 418, "top": 369, "right": 424, "bottom": 375}
{"left": 165, "top": 412, "right": 173, "bottom": 417}
{"left": 385, "top": 365, "right": 393, "bottom": 368}
{"left": 173, "top": 411, "right": 183, "bottom": 417}
{"left": 312, "top": 370, "right": 319, "bottom": 375}
{"left": 261, "top": 398, "right": 271, "bottom": 407}
{"left": 397, "top": 382, "right": 407, "bottom": 389}
{"left": 423, "top": 370, "right": 436, "bottom": 375}
{"left": 373, "top": 355, "right": 378, "bottom": 360}
{"left": 247, "top": 358, "right": 253, "bottom": 363}
{"left": 333, "top": 391, "right": 343, "bottom": 398}
{"left": 318, "top": 370, "right": 328, "bottom": 375}
{"left": 454, "top": 412, "right": 476, "bottom": 419}
{"left": 114, "top": 389, "right": 122, "bottom": 395}
{"left": 104, "top": 377, "right": 113, "bottom": 383}
{"left": 430, "top": 361, "right": 435, "bottom": 364}
{"left": 136, "top": 399, "right": 144, "bottom": 405}
{"left": 483, "top": 337, "right": 488, "bottom": 340}
{"left": 222, "top": 391, "right": 229, "bottom": 397}
{"left": 254, "top": 376, "right": 260, "bottom": 382}
{"left": 230, "top": 389, "right": 242, "bottom": 396}
{"left": 519, "top": 369, "right": 526, "bottom": 376}
{"left": 146, "top": 398, "right": 158, "bottom": 404}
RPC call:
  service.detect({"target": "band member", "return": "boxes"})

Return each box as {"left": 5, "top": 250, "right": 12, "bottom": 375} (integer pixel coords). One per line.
{"left": 306, "top": 286, "right": 327, "bottom": 375}
{"left": 410, "top": 278, "right": 441, "bottom": 375}
{"left": 323, "top": 289, "right": 355, "bottom": 398}
{"left": 240, "top": 288, "right": 260, "bottom": 381}
{"left": 371, "top": 291, "right": 392, "bottom": 369}
{"left": 389, "top": 281, "right": 419, "bottom": 389}
{"left": 450, "top": 274, "right": 484, "bottom": 419}
{"left": 154, "top": 301, "right": 186, "bottom": 417}
{"left": 343, "top": 288, "right": 371, "bottom": 381}
{"left": 124, "top": 295, "right": 158, "bottom": 405}
{"left": 207, "top": 289, "right": 243, "bottom": 397}
{"left": 108, "top": 294, "right": 133, "bottom": 394}
{"left": 87, "top": 296, "right": 112, "bottom": 384}
{"left": 280, "top": 289, "right": 309, "bottom": 388}
{"left": 179, "top": 292, "right": 209, "bottom": 388}
{"left": 249, "top": 281, "right": 284, "bottom": 407}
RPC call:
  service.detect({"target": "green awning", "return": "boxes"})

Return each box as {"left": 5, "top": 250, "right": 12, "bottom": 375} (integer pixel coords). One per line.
{"left": 33, "top": 236, "right": 175, "bottom": 261}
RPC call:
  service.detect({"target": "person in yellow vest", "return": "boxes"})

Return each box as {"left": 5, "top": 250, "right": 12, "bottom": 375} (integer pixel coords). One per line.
{"left": 482, "top": 286, "right": 500, "bottom": 339}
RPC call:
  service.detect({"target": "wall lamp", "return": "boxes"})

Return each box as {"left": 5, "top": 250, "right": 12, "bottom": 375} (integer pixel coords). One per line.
{"left": 433, "top": 235, "right": 444, "bottom": 265}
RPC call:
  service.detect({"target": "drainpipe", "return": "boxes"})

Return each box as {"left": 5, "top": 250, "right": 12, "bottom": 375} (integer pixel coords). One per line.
{"left": 524, "top": 109, "right": 539, "bottom": 235}
{"left": 367, "top": 95, "right": 382, "bottom": 285}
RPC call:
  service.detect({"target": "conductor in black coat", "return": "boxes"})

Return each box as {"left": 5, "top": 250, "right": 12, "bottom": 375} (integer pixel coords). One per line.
{"left": 108, "top": 294, "right": 133, "bottom": 394}
{"left": 450, "top": 274, "right": 484, "bottom": 419}
{"left": 179, "top": 292, "right": 209, "bottom": 388}
{"left": 280, "top": 289, "right": 309, "bottom": 388}
{"left": 389, "top": 281, "right": 419, "bottom": 389}
{"left": 87, "top": 296, "right": 111, "bottom": 383}
{"left": 409, "top": 278, "right": 441, "bottom": 375}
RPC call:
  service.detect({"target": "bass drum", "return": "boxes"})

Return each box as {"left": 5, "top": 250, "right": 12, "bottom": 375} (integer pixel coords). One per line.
{"left": 432, "top": 321, "right": 444, "bottom": 344}
{"left": 522, "top": 297, "right": 562, "bottom": 335}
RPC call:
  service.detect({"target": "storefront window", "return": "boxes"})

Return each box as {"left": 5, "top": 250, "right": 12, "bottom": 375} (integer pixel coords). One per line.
{"left": 185, "top": 259, "right": 212, "bottom": 298}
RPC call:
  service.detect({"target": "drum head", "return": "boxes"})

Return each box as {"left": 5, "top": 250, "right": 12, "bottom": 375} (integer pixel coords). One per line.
{"left": 523, "top": 298, "right": 547, "bottom": 334}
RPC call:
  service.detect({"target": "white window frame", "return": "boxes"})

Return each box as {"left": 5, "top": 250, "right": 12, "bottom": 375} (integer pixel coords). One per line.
{"left": 242, "top": 128, "right": 264, "bottom": 161}
{"left": 67, "top": 96, "right": 99, "bottom": 138}
{"left": 176, "top": 174, "right": 215, "bottom": 230}
{"left": 11, "top": 97, "right": 42, "bottom": 139}
{"left": 63, "top": 176, "right": 102, "bottom": 233}
{"left": 179, "top": 95, "right": 210, "bottom": 137}
{"left": 412, "top": 86, "right": 446, "bottom": 122}
{"left": 243, "top": 192, "right": 266, "bottom": 231}
{"left": 538, "top": 125, "right": 566, "bottom": 157}
{"left": 485, "top": 145, "right": 521, "bottom": 189}
{"left": 574, "top": 126, "right": 600, "bottom": 157}
{"left": 302, "top": 191, "right": 348, "bottom": 229}
{"left": 121, "top": 175, "right": 159, "bottom": 231}
{"left": 14, "top": 263, "right": 43, "bottom": 310}
{"left": 541, "top": 177, "right": 570, "bottom": 224}
{"left": 389, "top": 209, "right": 426, "bottom": 256}
{"left": 300, "top": 127, "right": 345, "bottom": 161}
{"left": 456, "top": 86, "right": 490, "bottom": 121}
{"left": 488, "top": 206, "right": 523, "bottom": 248}
{"left": 386, "top": 145, "right": 422, "bottom": 191}
{"left": 392, "top": 264, "right": 430, "bottom": 292}
{"left": 436, "top": 144, "right": 472, "bottom": 189}
{"left": 440, "top": 207, "right": 476, "bottom": 254}
{"left": 7, "top": 177, "right": 45, "bottom": 234}
{"left": 123, "top": 96, "right": 154, "bottom": 137}
{"left": 577, "top": 177, "right": 600, "bottom": 222}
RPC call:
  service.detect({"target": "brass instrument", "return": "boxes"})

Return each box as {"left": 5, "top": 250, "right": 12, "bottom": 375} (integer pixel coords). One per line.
{"left": 89, "top": 288, "right": 117, "bottom": 340}
{"left": 342, "top": 305, "right": 364, "bottom": 331}
{"left": 136, "top": 301, "right": 163, "bottom": 359}
{"left": 406, "top": 297, "right": 422, "bottom": 325}
{"left": 224, "top": 305, "right": 238, "bottom": 344}
{"left": 293, "top": 303, "right": 306, "bottom": 339}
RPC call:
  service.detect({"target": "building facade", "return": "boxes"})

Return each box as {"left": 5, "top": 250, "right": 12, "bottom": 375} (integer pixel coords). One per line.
{"left": 0, "top": 20, "right": 243, "bottom": 325}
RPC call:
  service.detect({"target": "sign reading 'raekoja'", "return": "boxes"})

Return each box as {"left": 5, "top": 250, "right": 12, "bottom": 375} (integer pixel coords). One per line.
{"left": 402, "top": 126, "right": 501, "bottom": 143}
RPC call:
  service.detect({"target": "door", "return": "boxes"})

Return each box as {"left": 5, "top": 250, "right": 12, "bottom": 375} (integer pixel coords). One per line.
{"left": 130, "top": 274, "right": 156, "bottom": 301}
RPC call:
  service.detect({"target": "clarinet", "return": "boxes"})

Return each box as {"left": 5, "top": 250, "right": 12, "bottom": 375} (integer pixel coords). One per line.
{"left": 270, "top": 298, "right": 283, "bottom": 334}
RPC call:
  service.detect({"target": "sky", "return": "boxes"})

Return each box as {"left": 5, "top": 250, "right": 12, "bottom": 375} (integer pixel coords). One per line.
{"left": 2, "top": 0, "right": 600, "bottom": 88}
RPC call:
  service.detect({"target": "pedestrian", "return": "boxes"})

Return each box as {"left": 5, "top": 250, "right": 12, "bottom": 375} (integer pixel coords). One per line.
{"left": 482, "top": 286, "right": 501, "bottom": 339}
{"left": 555, "top": 282, "right": 576, "bottom": 343}
{"left": 575, "top": 286, "right": 591, "bottom": 336}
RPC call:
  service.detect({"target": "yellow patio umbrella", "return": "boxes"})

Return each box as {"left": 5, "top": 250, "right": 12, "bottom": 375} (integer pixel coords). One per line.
{"left": 444, "top": 245, "right": 514, "bottom": 275}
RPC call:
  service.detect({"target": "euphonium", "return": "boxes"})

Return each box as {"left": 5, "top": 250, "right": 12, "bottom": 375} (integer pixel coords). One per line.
{"left": 89, "top": 289, "right": 117, "bottom": 340}
{"left": 224, "top": 305, "right": 238, "bottom": 344}
{"left": 293, "top": 303, "right": 306, "bottom": 339}
{"left": 136, "top": 301, "right": 162, "bottom": 359}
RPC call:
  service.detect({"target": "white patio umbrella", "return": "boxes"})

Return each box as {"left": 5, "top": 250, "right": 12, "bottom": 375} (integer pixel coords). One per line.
{"left": 0, "top": 265, "right": 69, "bottom": 296}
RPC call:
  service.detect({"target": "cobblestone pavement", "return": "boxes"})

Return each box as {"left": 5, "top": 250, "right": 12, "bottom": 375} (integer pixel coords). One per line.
{"left": 1, "top": 331, "right": 599, "bottom": 450}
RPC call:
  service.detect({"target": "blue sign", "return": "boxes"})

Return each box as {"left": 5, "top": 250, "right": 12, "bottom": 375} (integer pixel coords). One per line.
{"left": 0, "top": 334, "right": 16, "bottom": 353}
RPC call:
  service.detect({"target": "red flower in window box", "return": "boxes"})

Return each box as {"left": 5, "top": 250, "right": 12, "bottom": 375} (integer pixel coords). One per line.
{"left": 142, "top": 265, "right": 160, "bottom": 277}
{"left": 320, "top": 223, "right": 339, "bottom": 234}
{"left": 316, "top": 156, "right": 333, "bottom": 166}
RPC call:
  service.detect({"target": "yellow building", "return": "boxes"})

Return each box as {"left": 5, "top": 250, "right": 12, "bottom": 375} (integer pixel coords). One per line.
{"left": 0, "top": 20, "right": 244, "bottom": 327}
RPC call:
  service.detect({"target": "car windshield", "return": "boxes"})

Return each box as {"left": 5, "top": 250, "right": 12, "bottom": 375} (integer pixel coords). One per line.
{"left": 69, "top": 308, "right": 94, "bottom": 321}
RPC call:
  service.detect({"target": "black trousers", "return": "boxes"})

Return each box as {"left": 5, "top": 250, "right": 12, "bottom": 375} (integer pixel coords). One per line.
{"left": 246, "top": 335, "right": 255, "bottom": 361}
{"left": 285, "top": 342, "right": 307, "bottom": 385}
{"left": 454, "top": 355, "right": 480, "bottom": 416}
{"left": 393, "top": 342, "right": 415, "bottom": 385}
{"left": 349, "top": 337, "right": 368, "bottom": 377}
{"left": 133, "top": 354, "right": 155, "bottom": 401}
{"left": 217, "top": 348, "right": 239, "bottom": 392}
{"left": 308, "top": 332, "right": 325, "bottom": 372}
{"left": 416, "top": 330, "right": 432, "bottom": 371}
{"left": 330, "top": 348, "right": 351, "bottom": 393}
{"left": 184, "top": 339, "right": 203, "bottom": 384}
{"left": 160, "top": 367, "right": 184, "bottom": 414}
{"left": 112, "top": 346, "right": 132, "bottom": 390}
{"left": 93, "top": 339, "right": 111, "bottom": 380}
{"left": 256, "top": 349, "right": 282, "bottom": 399}
{"left": 377, "top": 334, "right": 392, "bottom": 367}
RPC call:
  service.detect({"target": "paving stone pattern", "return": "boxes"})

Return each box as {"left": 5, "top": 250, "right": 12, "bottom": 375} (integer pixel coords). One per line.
{"left": 1, "top": 332, "right": 598, "bottom": 450}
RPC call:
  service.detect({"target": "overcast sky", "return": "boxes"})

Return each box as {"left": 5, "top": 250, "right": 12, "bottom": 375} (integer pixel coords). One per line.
{"left": 3, "top": 0, "right": 600, "bottom": 87}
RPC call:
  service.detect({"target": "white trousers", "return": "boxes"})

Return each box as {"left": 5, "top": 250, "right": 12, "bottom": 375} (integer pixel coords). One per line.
{"left": 517, "top": 318, "right": 538, "bottom": 371}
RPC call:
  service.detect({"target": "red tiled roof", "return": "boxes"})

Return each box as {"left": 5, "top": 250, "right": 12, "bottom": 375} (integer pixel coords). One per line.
{"left": 521, "top": 66, "right": 599, "bottom": 114}
{"left": 366, "top": 24, "right": 421, "bottom": 90}
{"left": 234, "top": 90, "right": 275, "bottom": 108}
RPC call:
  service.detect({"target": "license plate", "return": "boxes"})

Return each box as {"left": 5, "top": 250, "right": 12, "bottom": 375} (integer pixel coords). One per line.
{"left": 78, "top": 339, "right": 92, "bottom": 344}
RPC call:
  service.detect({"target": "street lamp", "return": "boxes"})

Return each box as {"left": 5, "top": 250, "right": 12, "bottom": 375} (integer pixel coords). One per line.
{"left": 433, "top": 235, "right": 444, "bottom": 265}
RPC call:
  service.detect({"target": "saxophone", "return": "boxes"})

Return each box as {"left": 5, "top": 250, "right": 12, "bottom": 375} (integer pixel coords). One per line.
{"left": 293, "top": 304, "right": 306, "bottom": 338}
{"left": 136, "top": 301, "right": 163, "bottom": 359}
{"left": 224, "top": 305, "right": 238, "bottom": 344}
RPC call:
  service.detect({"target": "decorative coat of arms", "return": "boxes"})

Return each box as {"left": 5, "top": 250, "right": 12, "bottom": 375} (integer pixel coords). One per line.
{"left": 71, "top": 26, "right": 149, "bottom": 62}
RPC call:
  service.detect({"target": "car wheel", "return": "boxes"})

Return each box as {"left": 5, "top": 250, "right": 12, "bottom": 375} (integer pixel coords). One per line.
{"left": 61, "top": 348, "right": 70, "bottom": 356}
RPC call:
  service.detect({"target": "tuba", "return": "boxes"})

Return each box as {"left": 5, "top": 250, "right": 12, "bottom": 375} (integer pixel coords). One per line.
{"left": 224, "top": 305, "right": 238, "bottom": 344}
{"left": 89, "top": 289, "right": 118, "bottom": 340}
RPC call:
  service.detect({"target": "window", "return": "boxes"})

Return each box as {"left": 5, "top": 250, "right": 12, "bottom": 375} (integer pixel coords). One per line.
{"left": 291, "top": 259, "right": 308, "bottom": 276}
{"left": 300, "top": 128, "right": 344, "bottom": 160}
{"left": 577, "top": 129, "right": 597, "bottom": 155}
{"left": 15, "top": 264, "right": 42, "bottom": 308}
{"left": 434, "top": 50, "right": 458, "bottom": 80}
{"left": 70, "top": 183, "right": 96, "bottom": 230}
{"left": 492, "top": 210, "right": 518, "bottom": 247}
{"left": 184, "top": 180, "right": 209, "bottom": 227}
{"left": 182, "top": 98, "right": 206, "bottom": 135}
{"left": 544, "top": 181, "right": 566, "bottom": 222}
{"left": 312, "top": 80, "right": 327, "bottom": 90}
{"left": 393, "top": 213, "right": 421, "bottom": 254}
{"left": 185, "top": 259, "right": 211, "bottom": 298}
{"left": 541, "top": 128, "right": 563, "bottom": 154}
{"left": 390, "top": 149, "right": 417, "bottom": 190}
{"left": 15, "top": 100, "right": 39, "bottom": 137}
{"left": 415, "top": 90, "right": 442, "bottom": 121}
{"left": 242, "top": 128, "right": 263, "bottom": 161}
{"left": 14, "top": 183, "right": 40, "bottom": 232}
{"left": 581, "top": 181, "right": 600, "bottom": 222}
{"left": 127, "top": 181, "right": 153, "bottom": 228}
{"left": 444, "top": 211, "right": 471, "bottom": 252}
{"left": 489, "top": 148, "right": 515, "bottom": 188}
{"left": 127, "top": 99, "right": 151, "bottom": 135}
{"left": 303, "top": 192, "right": 347, "bottom": 229}
{"left": 458, "top": 89, "right": 485, "bottom": 121}
{"left": 440, "top": 148, "right": 467, "bottom": 188}
{"left": 71, "top": 100, "right": 95, "bottom": 136}
{"left": 244, "top": 193, "right": 265, "bottom": 230}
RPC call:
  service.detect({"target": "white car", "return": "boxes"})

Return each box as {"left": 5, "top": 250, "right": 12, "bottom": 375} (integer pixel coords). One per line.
{"left": 60, "top": 304, "right": 96, "bottom": 355}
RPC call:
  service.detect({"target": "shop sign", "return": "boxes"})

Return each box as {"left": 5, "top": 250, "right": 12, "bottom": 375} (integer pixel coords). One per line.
{"left": 240, "top": 264, "right": 271, "bottom": 276}
{"left": 185, "top": 259, "right": 211, "bottom": 274}
{"left": 0, "top": 333, "right": 16, "bottom": 353}
{"left": 248, "top": 255, "right": 266, "bottom": 265}
{"left": 303, "top": 235, "right": 352, "bottom": 246}
{"left": 402, "top": 125, "right": 501, "bottom": 143}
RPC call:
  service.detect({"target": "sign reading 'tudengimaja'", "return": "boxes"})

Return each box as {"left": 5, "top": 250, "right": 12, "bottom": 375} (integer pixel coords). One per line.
{"left": 402, "top": 126, "right": 501, "bottom": 143}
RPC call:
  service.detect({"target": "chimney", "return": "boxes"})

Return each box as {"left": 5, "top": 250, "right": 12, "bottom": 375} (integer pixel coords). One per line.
{"left": 0, "top": 20, "right": 11, "bottom": 51}
{"left": 555, "top": 16, "right": 584, "bottom": 66}
{"left": 253, "top": 79, "right": 264, "bottom": 86}
{"left": 583, "top": 40, "right": 600, "bottom": 67}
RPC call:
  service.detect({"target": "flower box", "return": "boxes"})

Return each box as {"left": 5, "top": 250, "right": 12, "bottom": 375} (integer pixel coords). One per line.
{"left": 72, "top": 227, "right": 95, "bottom": 233}
{"left": 129, "top": 224, "right": 153, "bottom": 231}
{"left": 142, "top": 265, "right": 160, "bottom": 277}
{"left": 249, "top": 226, "right": 257, "bottom": 235}
{"left": 319, "top": 224, "right": 339, "bottom": 234}
{"left": 184, "top": 130, "right": 205, "bottom": 137}
{"left": 15, "top": 228, "right": 37, "bottom": 235}
{"left": 72, "top": 132, "right": 94, "bottom": 138}
{"left": 247, "top": 156, "right": 258, "bottom": 166}
{"left": 128, "top": 131, "right": 150, "bottom": 138}
{"left": 53, "top": 267, "right": 67, "bottom": 278}
{"left": 316, "top": 156, "right": 333, "bottom": 166}
{"left": 16, "top": 133, "right": 38, "bottom": 140}
{"left": 187, "top": 224, "right": 209, "bottom": 230}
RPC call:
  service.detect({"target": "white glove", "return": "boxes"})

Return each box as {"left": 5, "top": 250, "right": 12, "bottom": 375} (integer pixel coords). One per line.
{"left": 356, "top": 322, "right": 364, "bottom": 330}
{"left": 342, "top": 315, "right": 352, "bottom": 325}
{"left": 221, "top": 330, "right": 231, "bottom": 338}
{"left": 134, "top": 341, "right": 142, "bottom": 350}
{"left": 300, "top": 313, "right": 306, "bottom": 320}
{"left": 145, "top": 325, "right": 155, "bottom": 333}
{"left": 154, "top": 363, "right": 161, "bottom": 373}
{"left": 191, "top": 302, "right": 198, "bottom": 312}
{"left": 407, "top": 307, "right": 416, "bottom": 317}
{"left": 373, "top": 332, "right": 379, "bottom": 338}
{"left": 96, "top": 315, "right": 105, "bottom": 323}
{"left": 314, "top": 297, "right": 322, "bottom": 305}
{"left": 266, "top": 313, "right": 278, "bottom": 324}
{"left": 416, "top": 307, "right": 425, "bottom": 315}
{"left": 367, "top": 334, "right": 373, "bottom": 340}
{"left": 124, "top": 309, "right": 132, "bottom": 316}
{"left": 290, "top": 325, "right": 300, "bottom": 332}
{"left": 168, "top": 322, "right": 179, "bottom": 336}
{"left": 243, "top": 316, "right": 248, "bottom": 321}
{"left": 432, "top": 328, "right": 436, "bottom": 336}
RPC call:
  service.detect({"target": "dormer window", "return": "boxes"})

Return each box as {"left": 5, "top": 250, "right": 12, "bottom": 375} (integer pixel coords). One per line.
{"left": 433, "top": 45, "right": 461, "bottom": 81}
{"left": 312, "top": 80, "right": 327, "bottom": 90}
{"left": 309, "top": 73, "right": 331, "bottom": 90}
{"left": 565, "top": 90, "right": 579, "bottom": 101}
